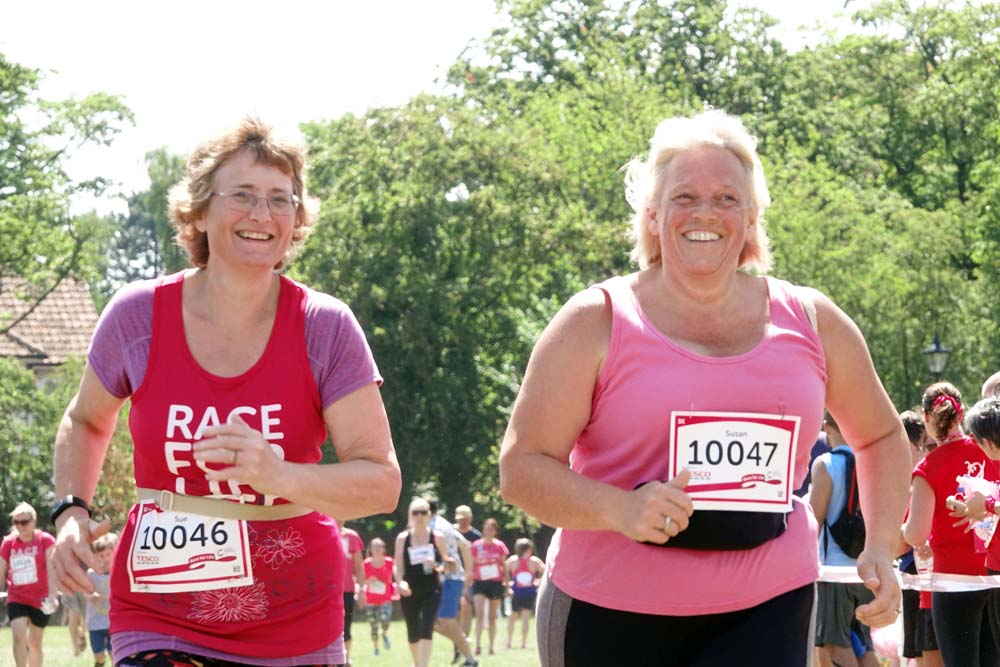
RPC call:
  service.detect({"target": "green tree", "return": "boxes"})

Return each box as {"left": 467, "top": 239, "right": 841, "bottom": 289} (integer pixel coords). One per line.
{"left": 100, "top": 147, "right": 187, "bottom": 301}
{"left": 0, "top": 52, "right": 132, "bottom": 325}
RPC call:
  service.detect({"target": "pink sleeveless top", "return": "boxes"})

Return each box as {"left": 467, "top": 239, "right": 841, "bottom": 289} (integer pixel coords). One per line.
{"left": 547, "top": 275, "right": 825, "bottom": 615}
{"left": 110, "top": 272, "right": 345, "bottom": 657}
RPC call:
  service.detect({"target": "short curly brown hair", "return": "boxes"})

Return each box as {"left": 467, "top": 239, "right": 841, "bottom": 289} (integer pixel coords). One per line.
{"left": 168, "top": 116, "right": 317, "bottom": 270}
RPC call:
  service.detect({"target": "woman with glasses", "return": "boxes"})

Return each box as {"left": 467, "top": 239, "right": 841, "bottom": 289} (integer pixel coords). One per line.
{"left": 394, "top": 498, "right": 453, "bottom": 667}
{"left": 49, "top": 117, "right": 401, "bottom": 667}
{"left": 498, "top": 109, "right": 909, "bottom": 666}
{"left": 2, "top": 502, "right": 57, "bottom": 667}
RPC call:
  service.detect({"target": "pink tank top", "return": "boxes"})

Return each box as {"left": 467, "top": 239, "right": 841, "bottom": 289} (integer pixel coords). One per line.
{"left": 547, "top": 275, "right": 825, "bottom": 615}
{"left": 109, "top": 272, "right": 345, "bottom": 657}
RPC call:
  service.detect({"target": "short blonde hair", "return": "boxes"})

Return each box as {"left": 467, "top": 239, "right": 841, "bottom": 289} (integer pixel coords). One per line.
{"left": 408, "top": 497, "right": 431, "bottom": 514}
{"left": 168, "top": 116, "right": 317, "bottom": 270}
{"left": 93, "top": 532, "right": 118, "bottom": 553}
{"left": 9, "top": 502, "right": 36, "bottom": 521}
{"left": 625, "top": 109, "right": 772, "bottom": 272}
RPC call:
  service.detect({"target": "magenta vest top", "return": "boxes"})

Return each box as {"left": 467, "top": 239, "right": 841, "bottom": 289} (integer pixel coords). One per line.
{"left": 110, "top": 272, "right": 345, "bottom": 657}
{"left": 547, "top": 274, "right": 825, "bottom": 615}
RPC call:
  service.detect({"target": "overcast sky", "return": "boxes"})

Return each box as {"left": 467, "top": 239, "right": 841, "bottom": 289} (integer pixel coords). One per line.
{"left": 2, "top": 0, "right": 861, "bottom": 214}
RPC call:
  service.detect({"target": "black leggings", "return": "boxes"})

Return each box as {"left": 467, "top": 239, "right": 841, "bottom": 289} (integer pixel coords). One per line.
{"left": 538, "top": 577, "right": 814, "bottom": 667}
{"left": 932, "top": 589, "right": 998, "bottom": 667}
{"left": 343, "top": 593, "right": 355, "bottom": 641}
{"left": 400, "top": 587, "right": 442, "bottom": 643}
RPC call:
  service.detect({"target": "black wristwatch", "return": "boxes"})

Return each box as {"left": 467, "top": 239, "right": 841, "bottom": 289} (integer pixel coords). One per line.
{"left": 50, "top": 495, "right": 92, "bottom": 524}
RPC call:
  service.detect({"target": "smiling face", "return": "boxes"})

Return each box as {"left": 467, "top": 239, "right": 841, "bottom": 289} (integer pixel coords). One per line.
{"left": 12, "top": 514, "right": 35, "bottom": 541}
{"left": 647, "top": 145, "right": 756, "bottom": 279}
{"left": 196, "top": 149, "right": 296, "bottom": 272}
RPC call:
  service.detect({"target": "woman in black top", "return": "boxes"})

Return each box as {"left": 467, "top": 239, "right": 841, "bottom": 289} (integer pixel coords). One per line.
{"left": 395, "top": 498, "right": 452, "bottom": 667}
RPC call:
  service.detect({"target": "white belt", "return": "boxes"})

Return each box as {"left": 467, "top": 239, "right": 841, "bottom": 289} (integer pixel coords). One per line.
{"left": 136, "top": 488, "right": 312, "bottom": 521}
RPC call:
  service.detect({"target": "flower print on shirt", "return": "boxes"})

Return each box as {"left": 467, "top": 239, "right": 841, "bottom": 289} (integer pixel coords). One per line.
{"left": 253, "top": 527, "right": 306, "bottom": 570}
{"left": 189, "top": 582, "right": 269, "bottom": 623}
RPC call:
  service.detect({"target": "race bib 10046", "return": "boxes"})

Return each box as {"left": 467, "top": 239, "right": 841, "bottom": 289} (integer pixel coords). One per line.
{"left": 127, "top": 501, "right": 253, "bottom": 593}
{"left": 669, "top": 411, "right": 800, "bottom": 513}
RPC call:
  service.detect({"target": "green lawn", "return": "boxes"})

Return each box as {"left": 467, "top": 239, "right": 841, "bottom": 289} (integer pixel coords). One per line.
{"left": 0, "top": 619, "right": 539, "bottom": 667}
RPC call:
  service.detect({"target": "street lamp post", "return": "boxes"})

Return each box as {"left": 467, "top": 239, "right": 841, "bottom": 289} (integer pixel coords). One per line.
{"left": 923, "top": 334, "right": 951, "bottom": 382}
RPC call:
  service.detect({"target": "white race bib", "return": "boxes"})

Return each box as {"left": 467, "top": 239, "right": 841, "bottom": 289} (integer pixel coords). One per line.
{"left": 478, "top": 563, "right": 500, "bottom": 580}
{"left": 515, "top": 571, "right": 534, "bottom": 586}
{"left": 10, "top": 553, "right": 38, "bottom": 586}
{"left": 367, "top": 578, "right": 387, "bottom": 595}
{"left": 407, "top": 543, "right": 435, "bottom": 565}
{"left": 127, "top": 501, "right": 254, "bottom": 593}
{"left": 669, "top": 411, "right": 800, "bottom": 513}
{"left": 341, "top": 536, "right": 351, "bottom": 556}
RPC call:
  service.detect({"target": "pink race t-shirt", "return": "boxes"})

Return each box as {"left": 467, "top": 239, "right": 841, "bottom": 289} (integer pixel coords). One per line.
{"left": 547, "top": 275, "right": 825, "bottom": 616}
{"left": 363, "top": 557, "right": 395, "bottom": 605}
{"left": 89, "top": 272, "right": 380, "bottom": 665}
{"left": 1, "top": 530, "right": 55, "bottom": 608}
{"left": 913, "top": 435, "right": 997, "bottom": 575}
{"left": 471, "top": 540, "right": 508, "bottom": 582}
{"left": 341, "top": 528, "right": 364, "bottom": 592}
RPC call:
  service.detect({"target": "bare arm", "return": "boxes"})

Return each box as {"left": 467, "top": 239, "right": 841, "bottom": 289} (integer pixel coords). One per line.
{"left": 499, "top": 289, "right": 692, "bottom": 544}
{"left": 813, "top": 289, "right": 909, "bottom": 628}
{"left": 352, "top": 548, "right": 366, "bottom": 606}
{"left": 434, "top": 532, "right": 453, "bottom": 568}
{"left": 809, "top": 458, "right": 832, "bottom": 525}
{"left": 0, "top": 557, "right": 7, "bottom": 593}
{"left": 51, "top": 364, "right": 126, "bottom": 593}
{"left": 394, "top": 532, "right": 411, "bottom": 596}
{"left": 195, "top": 383, "right": 401, "bottom": 520}
{"left": 903, "top": 476, "right": 935, "bottom": 547}
{"left": 44, "top": 545, "right": 59, "bottom": 606}
{"left": 458, "top": 537, "right": 474, "bottom": 590}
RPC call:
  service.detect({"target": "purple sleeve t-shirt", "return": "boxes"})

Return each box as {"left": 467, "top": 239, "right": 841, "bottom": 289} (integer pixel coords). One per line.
{"left": 88, "top": 276, "right": 378, "bottom": 666}
{"left": 87, "top": 277, "right": 382, "bottom": 410}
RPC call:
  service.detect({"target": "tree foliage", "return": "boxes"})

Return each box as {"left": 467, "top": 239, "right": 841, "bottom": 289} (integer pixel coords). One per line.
{"left": 7, "top": 1, "right": 1000, "bottom": 544}
{"left": 0, "top": 53, "right": 132, "bottom": 321}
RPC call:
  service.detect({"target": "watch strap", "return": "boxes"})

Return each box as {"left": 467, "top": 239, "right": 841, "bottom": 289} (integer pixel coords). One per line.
{"left": 50, "top": 495, "right": 92, "bottom": 524}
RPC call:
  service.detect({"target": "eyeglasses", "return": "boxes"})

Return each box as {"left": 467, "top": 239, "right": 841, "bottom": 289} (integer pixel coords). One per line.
{"left": 12, "top": 518, "right": 32, "bottom": 526}
{"left": 214, "top": 190, "right": 299, "bottom": 216}
{"left": 410, "top": 509, "right": 430, "bottom": 516}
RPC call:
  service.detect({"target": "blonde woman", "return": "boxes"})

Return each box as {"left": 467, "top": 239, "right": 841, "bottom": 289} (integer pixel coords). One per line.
{"left": 395, "top": 498, "right": 453, "bottom": 667}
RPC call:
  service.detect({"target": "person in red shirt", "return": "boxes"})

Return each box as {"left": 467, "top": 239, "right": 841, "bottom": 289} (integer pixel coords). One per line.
{"left": 48, "top": 118, "right": 401, "bottom": 667}
{"left": 904, "top": 382, "right": 999, "bottom": 666}
{"left": 949, "top": 396, "right": 1000, "bottom": 657}
{"left": 1, "top": 503, "right": 57, "bottom": 667}
{"left": 362, "top": 537, "right": 395, "bottom": 656}
{"left": 340, "top": 523, "right": 366, "bottom": 666}
{"left": 470, "top": 518, "right": 509, "bottom": 656}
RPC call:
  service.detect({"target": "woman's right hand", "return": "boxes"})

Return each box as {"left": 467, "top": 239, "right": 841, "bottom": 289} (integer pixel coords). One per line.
{"left": 398, "top": 580, "right": 412, "bottom": 597}
{"left": 616, "top": 469, "right": 693, "bottom": 544}
{"left": 51, "top": 511, "right": 110, "bottom": 594}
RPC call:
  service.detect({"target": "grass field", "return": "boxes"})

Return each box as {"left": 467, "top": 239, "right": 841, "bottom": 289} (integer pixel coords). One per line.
{"left": 0, "top": 619, "right": 540, "bottom": 667}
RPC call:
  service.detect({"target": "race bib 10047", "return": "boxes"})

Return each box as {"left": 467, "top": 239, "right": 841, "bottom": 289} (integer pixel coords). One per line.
{"left": 669, "top": 411, "right": 800, "bottom": 513}
{"left": 127, "top": 501, "right": 253, "bottom": 593}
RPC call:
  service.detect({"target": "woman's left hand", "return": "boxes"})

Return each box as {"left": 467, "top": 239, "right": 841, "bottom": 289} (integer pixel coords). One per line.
{"left": 193, "top": 414, "right": 283, "bottom": 494}
{"left": 854, "top": 546, "right": 901, "bottom": 628}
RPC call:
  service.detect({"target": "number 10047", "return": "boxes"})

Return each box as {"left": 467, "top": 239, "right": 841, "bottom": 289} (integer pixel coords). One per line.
{"left": 687, "top": 440, "right": 778, "bottom": 467}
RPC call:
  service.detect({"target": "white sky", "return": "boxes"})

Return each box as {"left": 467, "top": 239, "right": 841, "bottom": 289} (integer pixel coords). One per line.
{"left": 1, "top": 0, "right": 861, "bottom": 215}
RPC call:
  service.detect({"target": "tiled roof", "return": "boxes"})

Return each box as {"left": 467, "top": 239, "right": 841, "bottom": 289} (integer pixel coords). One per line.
{"left": 0, "top": 277, "right": 98, "bottom": 366}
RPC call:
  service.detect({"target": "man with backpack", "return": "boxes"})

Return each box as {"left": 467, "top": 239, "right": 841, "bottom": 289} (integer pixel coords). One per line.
{"left": 809, "top": 413, "right": 878, "bottom": 667}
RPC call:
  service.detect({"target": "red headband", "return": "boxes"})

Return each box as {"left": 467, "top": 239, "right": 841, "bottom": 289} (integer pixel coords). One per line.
{"left": 933, "top": 394, "right": 962, "bottom": 414}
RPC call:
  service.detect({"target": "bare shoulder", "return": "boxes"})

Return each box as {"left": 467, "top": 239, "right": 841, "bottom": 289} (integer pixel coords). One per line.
{"left": 541, "top": 286, "right": 612, "bottom": 347}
